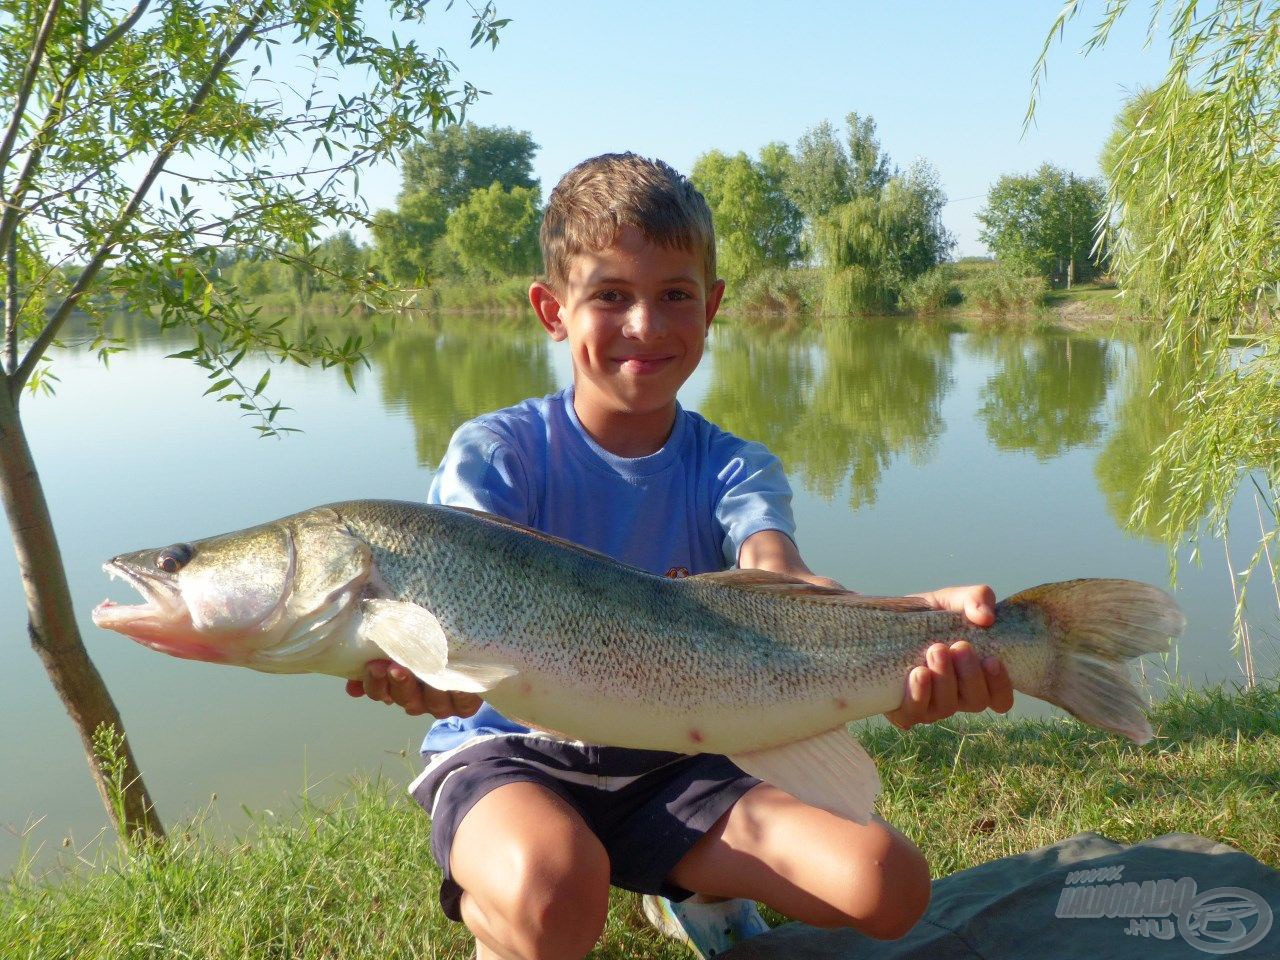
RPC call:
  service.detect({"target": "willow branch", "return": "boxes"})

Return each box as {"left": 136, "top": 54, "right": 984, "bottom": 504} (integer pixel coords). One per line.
{"left": 0, "top": 0, "right": 65, "bottom": 181}
{"left": 0, "top": 0, "right": 155, "bottom": 269}
{"left": 83, "top": 0, "right": 152, "bottom": 59}
{"left": 12, "top": 6, "right": 269, "bottom": 395}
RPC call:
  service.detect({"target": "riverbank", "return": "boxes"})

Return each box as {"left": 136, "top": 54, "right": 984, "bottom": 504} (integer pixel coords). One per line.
{"left": 4, "top": 681, "right": 1276, "bottom": 960}
{"left": 254, "top": 278, "right": 1130, "bottom": 335}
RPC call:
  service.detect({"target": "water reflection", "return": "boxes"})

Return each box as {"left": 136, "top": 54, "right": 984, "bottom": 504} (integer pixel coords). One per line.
{"left": 62, "top": 311, "right": 1197, "bottom": 537}
{"left": 371, "top": 314, "right": 556, "bottom": 466}
{"left": 706, "top": 321, "right": 952, "bottom": 508}
{"left": 972, "top": 335, "right": 1114, "bottom": 460}
{"left": 1095, "top": 346, "right": 1207, "bottom": 543}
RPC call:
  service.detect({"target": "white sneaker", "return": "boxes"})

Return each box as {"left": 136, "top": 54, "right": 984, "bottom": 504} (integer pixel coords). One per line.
{"left": 641, "top": 895, "right": 770, "bottom": 958}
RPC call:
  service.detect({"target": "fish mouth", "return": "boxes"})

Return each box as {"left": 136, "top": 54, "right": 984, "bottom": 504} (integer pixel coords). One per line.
{"left": 92, "top": 561, "right": 223, "bottom": 662}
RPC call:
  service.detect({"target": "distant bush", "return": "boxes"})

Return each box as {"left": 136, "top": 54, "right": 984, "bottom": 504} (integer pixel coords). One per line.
{"left": 424, "top": 277, "right": 533, "bottom": 313}
{"left": 821, "top": 264, "right": 897, "bottom": 316}
{"left": 959, "top": 260, "right": 1047, "bottom": 316}
{"left": 734, "top": 267, "right": 821, "bottom": 315}
{"left": 899, "top": 266, "right": 958, "bottom": 316}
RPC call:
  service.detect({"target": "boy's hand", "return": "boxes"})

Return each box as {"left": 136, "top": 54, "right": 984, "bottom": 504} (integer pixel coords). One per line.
{"left": 884, "top": 584, "right": 1014, "bottom": 730}
{"left": 345, "top": 659, "right": 482, "bottom": 719}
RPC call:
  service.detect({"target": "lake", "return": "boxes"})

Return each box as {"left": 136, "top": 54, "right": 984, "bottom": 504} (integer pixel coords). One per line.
{"left": 2, "top": 310, "right": 1274, "bottom": 871}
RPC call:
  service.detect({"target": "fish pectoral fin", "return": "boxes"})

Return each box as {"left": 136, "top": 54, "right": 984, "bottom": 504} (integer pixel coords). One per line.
{"left": 689, "top": 570, "right": 932, "bottom": 611}
{"left": 425, "top": 662, "right": 520, "bottom": 693}
{"left": 359, "top": 599, "right": 518, "bottom": 694}
{"left": 729, "top": 728, "right": 881, "bottom": 825}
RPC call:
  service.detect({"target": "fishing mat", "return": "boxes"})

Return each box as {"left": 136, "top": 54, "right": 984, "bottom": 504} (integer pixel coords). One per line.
{"left": 721, "top": 832, "right": 1278, "bottom": 959}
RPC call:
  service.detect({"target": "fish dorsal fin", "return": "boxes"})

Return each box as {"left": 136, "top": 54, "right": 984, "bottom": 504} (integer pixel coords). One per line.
{"left": 446, "top": 506, "right": 644, "bottom": 572}
{"left": 690, "top": 569, "right": 934, "bottom": 612}
{"left": 730, "top": 727, "right": 881, "bottom": 824}
{"left": 359, "top": 599, "right": 519, "bottom": 693}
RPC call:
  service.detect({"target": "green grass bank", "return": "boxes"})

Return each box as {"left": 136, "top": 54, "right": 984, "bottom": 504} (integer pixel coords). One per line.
{"left": 243, "top": 263, "right": 1129, "bottom": 332}
{"left": 4, "top": 682, "right": 1276, "bottom": 960}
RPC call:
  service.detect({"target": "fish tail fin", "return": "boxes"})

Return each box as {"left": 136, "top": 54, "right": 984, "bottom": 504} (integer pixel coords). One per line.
{"left": 1003, "top": 579, "right": 1185, "bottom": 745}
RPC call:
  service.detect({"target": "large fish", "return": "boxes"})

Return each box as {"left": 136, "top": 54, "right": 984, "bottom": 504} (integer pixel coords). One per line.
{"left": 92, "top": 500, "right": 1184, "bottom": 824}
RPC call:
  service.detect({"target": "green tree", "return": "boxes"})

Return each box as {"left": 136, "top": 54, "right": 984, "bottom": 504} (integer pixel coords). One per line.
{"left": 782, "top": 113, "right": 949, "bottom": 311}
{"left": 1037, "top": 1, "right": 1280, "bottom": 590}
{"left": 443, "top": 182, "right": 541, "bottom": 280}
{"left": 785, "top": 120, "right": 850, "bottom": 225}
{"left": 312, "top": 230, "right": 370, "bottom": 292}
{"left": 399, "top": 123, "right": 537, "bottom": 210}
{"left": 375, "top": 123, "right": 537, "bottom": 284}
{"left": 690, "top": 146, "right": 801, "bottom": 289}
{"left": 370, "top": 189, "right": 450, "bottom": 285}
{"left": 976, "top": 164, "right": 1106, "bottom": 286}
{"left": 817, "top": 160, "right": 953, "bottom": 313}
{"left": 0, "top": 0, "right": 505, "bottom": 842}
{"left": 1098, "top": 90, "right": 1195, "bottom": 316}
{"left": 785, "top": 112, "right": 892, "bottom": 230}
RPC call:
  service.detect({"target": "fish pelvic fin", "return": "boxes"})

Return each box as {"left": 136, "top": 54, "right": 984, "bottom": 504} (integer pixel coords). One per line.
{"left": 1005, "top": 579, "right": 1185, "bottom": 745}
{"left": 359, "top": 599, "right": 519, "bottom": 694}
{"left": 730, "top": 727, "right": 880, "bottom": 825}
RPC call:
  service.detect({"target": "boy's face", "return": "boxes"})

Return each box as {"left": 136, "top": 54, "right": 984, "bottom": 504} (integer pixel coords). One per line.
{"left": 530, "top": 224, "right": 725, "bottom": 427}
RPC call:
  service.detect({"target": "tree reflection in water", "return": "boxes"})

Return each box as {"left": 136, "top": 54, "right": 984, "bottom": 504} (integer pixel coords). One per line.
{"left": 705, "top": 320, "right": 953, "bottom": 509}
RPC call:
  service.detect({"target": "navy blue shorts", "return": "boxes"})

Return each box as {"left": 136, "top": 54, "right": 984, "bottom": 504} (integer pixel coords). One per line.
{"left": 409, "top": 734, "right": 761, "bottom": 922}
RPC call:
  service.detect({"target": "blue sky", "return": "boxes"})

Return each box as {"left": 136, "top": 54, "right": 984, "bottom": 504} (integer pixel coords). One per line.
{"left": 353, "top": 0, "right": 1171, "bottom": 257}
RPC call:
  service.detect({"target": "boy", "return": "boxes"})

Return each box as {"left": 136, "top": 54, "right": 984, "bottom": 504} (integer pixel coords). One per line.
{"left": 349, "top": 154, "right": 1013, "bottom": 960}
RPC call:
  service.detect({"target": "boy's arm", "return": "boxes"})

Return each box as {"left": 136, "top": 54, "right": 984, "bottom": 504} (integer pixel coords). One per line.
{"left": 737, "top": 530, "right": 1015, "bottom": 729}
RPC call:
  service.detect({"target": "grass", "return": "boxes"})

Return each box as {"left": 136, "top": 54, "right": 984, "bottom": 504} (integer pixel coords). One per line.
{"left": 3, "top": 682, "right": 1276, "bottom": 959}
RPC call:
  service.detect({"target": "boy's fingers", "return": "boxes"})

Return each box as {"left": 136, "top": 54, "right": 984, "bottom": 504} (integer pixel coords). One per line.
{"left": 388, "top": 667, "right": 427, "bottom": 713}
{"left": 964, "top": 586, "right": 996, "bottom": 627}
{"left": 983, "top": 657, "right": 1015, "bottom": 713}
{"left": 887, "top": 665, "right": 931, "bottom": 729}
{"left": 950, "top": 641, "right": 990, "bottom": 712}
{"left": 926, "top": 642, "right": 958, "bottom": 720}
{"left": 345, "top": 678, "right": 366, "bottom": 698}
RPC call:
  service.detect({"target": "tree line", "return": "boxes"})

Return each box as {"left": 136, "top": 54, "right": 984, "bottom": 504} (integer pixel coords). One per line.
{"left": 222, "top": 113, "right": 1120, "bottom": 317}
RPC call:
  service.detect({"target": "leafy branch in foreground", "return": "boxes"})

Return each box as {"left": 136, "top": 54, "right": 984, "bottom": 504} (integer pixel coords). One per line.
{"left": 0, "top": 0, "right": 507, "bottom": 843}
{"left": 1035, "top": 2, "right": 1280, "bottom": 606}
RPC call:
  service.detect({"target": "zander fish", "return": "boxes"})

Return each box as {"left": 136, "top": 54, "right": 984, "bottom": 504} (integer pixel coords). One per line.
{"left": 92, "top": 500, "right": 1185, "bottom": 824}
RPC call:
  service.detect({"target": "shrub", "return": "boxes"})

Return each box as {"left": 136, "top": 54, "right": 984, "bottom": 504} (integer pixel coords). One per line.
{"left": 733, "top": 267, "right": 821, "bottom": 315}
{"left": 899, "top": 266, "right": 958, "bottom": 316}
{"left": 959, "top": 260, "right": 1047, "bottom": 316}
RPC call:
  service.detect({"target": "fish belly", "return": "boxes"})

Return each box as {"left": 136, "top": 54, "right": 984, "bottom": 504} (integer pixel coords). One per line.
{"left": 485, "top": 668, "right": 906, "bottom": 755}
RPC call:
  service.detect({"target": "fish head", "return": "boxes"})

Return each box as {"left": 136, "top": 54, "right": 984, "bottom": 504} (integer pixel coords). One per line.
{"left": 92, "top": 509, "right": 376, "bottom": 670}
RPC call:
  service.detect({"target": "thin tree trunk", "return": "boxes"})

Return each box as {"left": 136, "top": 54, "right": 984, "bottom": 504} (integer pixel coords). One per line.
{"left": 0, "top": 384, "right": 164, "bottom": 842}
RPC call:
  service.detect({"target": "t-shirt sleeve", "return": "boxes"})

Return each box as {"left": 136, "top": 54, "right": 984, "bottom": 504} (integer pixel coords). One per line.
{"left": 714, "top": 440, "right": 797, "bottom": 566}
{"left": 426, "top": 419, "right": 532, "bottom": 524}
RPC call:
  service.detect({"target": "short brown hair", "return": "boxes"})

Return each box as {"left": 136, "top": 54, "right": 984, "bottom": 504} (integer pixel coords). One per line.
{"left": 540, "top": 153, "right": 716, "bottom": 289}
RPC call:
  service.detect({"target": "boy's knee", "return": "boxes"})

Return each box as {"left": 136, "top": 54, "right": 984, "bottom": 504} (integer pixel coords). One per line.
{"left": 476, "top": 839, "right": 611, "bottom": 959}
{"left": 820, "top": 827, "right": 932, "bottom": 939}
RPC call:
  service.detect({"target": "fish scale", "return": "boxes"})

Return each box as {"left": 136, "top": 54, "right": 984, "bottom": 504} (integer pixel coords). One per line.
{"left": 92, "top": 499, "right": 1185, "bottom": 825}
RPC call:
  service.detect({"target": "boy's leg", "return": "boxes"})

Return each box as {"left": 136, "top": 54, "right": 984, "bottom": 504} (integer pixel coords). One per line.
{"left": 666, "top": 783, "right": 931, "bottom": 941}
{"left": 450, "top": 781, "right": 611, "bottom": 960}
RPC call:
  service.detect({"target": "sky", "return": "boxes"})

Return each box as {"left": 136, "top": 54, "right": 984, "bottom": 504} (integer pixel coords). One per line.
{"left": 341, "top": 0, "right": 1173, "bottom": 257}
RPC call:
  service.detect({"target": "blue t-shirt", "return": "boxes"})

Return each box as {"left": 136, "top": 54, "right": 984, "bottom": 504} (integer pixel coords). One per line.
{"left": 420, "top": 386, "right": 796, "bottom": 754}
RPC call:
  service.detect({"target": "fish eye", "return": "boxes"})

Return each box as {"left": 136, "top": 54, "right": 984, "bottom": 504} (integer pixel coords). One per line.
{"left": 156, "top": 543, "right": 194, "bottom": 574}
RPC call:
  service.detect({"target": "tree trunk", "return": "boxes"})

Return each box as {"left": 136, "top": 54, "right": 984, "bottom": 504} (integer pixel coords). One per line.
{"left": 0, "top": 383, "right": 164, "bottom": 843}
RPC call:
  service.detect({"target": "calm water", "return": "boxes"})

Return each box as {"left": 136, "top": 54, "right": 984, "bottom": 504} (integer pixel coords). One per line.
{"left": 2, "top": 312, "right": 1275, "bottom": 870}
